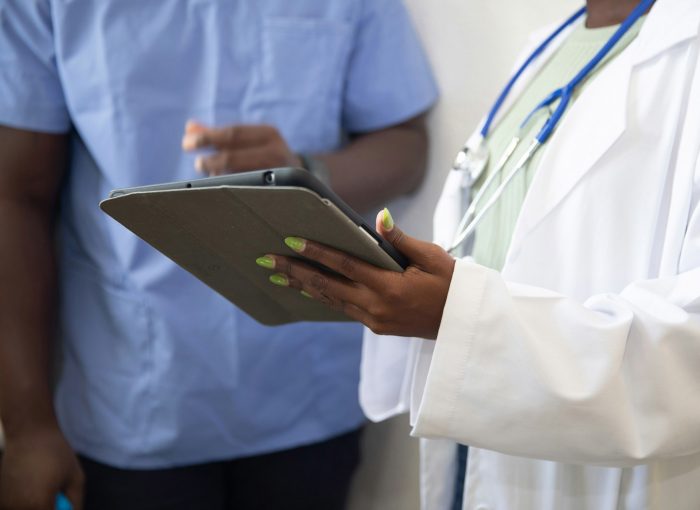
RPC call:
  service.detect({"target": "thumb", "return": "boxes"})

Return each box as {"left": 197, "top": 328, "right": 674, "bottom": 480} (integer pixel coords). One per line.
{"left": 185, "top": 119, "right": 207, "bottom": 134}
{"left": 182, "top": 120, "right": 209, "bottom": 151}
{"left": 375, "top": 208, "right": 439, "bottom": 268}
{"left": 63, "top": 468, "right": 85, "bottom": 510}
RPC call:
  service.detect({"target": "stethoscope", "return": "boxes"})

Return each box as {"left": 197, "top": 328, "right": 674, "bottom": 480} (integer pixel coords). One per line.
{"left": 448, "top": 0, "right": 654, "bottom": 255}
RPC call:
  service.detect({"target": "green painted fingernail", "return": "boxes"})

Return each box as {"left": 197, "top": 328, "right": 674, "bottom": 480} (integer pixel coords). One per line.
{"left": 256, "top": 256, "right": 275, "bottom": 269}
{"left": 269, "top": 274, "right": 289, "bottom": 287}
{"left": 382, "top": 208, "right": 394, "bottom": 230}
{"left": 285, "top": 237, "right": 306, "bottom": 253}
{"left": 301, "top": 290, "right": 313, "bottom": 299}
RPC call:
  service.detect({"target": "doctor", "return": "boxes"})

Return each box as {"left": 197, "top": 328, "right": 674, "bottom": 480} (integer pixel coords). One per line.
{"left": 257, "top": 0, "right": 700, "bottom": 508}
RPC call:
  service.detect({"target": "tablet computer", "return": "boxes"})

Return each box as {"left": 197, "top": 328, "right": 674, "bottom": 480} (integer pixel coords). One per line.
{"left": 100, "top": 167, "right": 406, "bottom": 325}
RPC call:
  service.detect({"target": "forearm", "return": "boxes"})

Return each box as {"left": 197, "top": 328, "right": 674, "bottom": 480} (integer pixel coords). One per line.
{"left": 0, "top": 127, "right": 67, "bottom": 440}
{"left": 318, "top": 113, "right": 430, "bottom": 213}
{"left": 0, "top": 199, "right": 60, "bottom": 438}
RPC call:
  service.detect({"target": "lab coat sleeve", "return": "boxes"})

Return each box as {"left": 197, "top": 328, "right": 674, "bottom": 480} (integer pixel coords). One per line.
{"left": 412, "top": 186, "right": 700, "bottom": 467}
{"left": 359, "top": 331, "right": 418, "bottom": 421}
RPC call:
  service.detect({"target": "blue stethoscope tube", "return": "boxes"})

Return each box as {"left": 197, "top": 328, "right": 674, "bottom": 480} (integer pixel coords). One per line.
{"left": 530, "top": 0, "right": 655, "bottom": 144}
{"left": 479, "top": 6, "right": 586, "bottom": 139}
{"left": 448, "top": 0, "right": 654, "bottom": 255}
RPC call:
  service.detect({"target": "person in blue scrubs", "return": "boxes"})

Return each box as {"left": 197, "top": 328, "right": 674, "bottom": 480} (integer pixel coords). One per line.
{"left": 0, "top": 1, "right": 437, "bottom": 509}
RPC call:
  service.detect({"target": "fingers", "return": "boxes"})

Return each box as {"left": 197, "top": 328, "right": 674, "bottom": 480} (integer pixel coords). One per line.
{"left": 295, "top": 279, "right": 396, "bottom": 335}
{"left": 291, "top": 273, "right": 376, "bottom": 325}
{"left": 64, "top": 468, "right": 85, "bottom": 510}
{"left": 289, "top": 275, "right": 353, "bottom": 315}
{"left": 182, "top": 124, "right": 278, "bottom": 151}
{"left": 259, "top": 246, "right": 450, "bottom": 338}
{"left": 376, "top": 208, "right": 454, "bottom": 274}
{"left": 194, "top": 147, "right": 281, "bottom": 175}
{"left": 269, "top": 262, "right": 409, "bottom": 336}
{"left": 282, "top": 237, "right": 387, "bottom": 289}
{"left": 330, "top": 300, "right": 376, "bottom": 326}
{"left": 266, "top": 255, "right": 375, "bottom": 311}
{"left": 275, "top": 269, "right": 377, "bottom": 326}
{"left": 185, "top": 120, "right": 206, "bottom": 134}
{"left": 182, "top": 122, "right": 301, "bottom": 174}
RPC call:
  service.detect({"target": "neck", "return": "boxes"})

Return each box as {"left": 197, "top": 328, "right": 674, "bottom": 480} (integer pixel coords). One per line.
{"left": 585, "top": 0, "right": 650, "bottom": 28}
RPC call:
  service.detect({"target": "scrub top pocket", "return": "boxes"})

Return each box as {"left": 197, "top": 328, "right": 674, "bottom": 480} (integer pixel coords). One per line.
{"left": 242, "top": 16, "right": 353, "bottom": 152}
{"left": 256, "top": 17, "right": 353, "bottom": 102}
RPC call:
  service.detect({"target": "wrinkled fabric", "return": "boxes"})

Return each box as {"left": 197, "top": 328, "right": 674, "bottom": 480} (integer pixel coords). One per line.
{"left": 0, "top": 0, "right": 437, "bottom": 468}
{"left": 361, "top": 0, "right": 700, "bottom": 508}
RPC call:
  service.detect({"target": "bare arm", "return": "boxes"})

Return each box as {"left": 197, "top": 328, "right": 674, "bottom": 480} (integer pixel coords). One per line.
{"left": 0, "top": 126, "right": 65, "bottom": 441}
{"left": 318, "top": 114, "right": 429, "bottom": 213}
{"left": 182, "top": 112, "right": 431, "bottom": 214}
{"left": 0, "top": 126, "right": 83, "bottom": 509}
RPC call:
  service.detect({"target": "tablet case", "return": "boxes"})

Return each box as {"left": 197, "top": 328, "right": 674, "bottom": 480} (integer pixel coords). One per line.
{"left": 100, "top": 186, "right": 403, "bottom": 325}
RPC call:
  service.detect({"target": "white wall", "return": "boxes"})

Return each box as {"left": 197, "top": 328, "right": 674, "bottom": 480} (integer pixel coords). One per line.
{"left": 348, "top": 1, "right": 578, "bottom": 509}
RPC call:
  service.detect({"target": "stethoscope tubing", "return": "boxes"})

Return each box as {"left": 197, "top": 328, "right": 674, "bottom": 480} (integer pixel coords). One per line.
{"left": 480, "top": 6, "right": 587, "bottom": 139}
{"left": 453, "top": 136, "right": 520, "bottom": 242}
{"left": 449, "top": 0, "right": 654, "bottom": 255}
{"left": 450, "top": 140, "right": 540, "bottom": 253}
{"left": 533, "top": 0, "right": 655, "bottom": 144}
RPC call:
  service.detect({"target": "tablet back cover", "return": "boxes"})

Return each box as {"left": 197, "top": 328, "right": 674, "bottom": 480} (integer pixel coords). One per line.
{"left": 100, "top": 186, "right": 402, "bottom": 325}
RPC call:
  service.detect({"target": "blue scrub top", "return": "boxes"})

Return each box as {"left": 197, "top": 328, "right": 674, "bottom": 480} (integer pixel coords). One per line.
{"left": 0, "top": 0, "right": 437, "bottom": 468}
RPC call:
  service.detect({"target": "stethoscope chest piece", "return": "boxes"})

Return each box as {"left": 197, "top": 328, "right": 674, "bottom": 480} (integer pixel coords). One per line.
{"left": 453, "top": 137, "right": 489, "bottom": 188}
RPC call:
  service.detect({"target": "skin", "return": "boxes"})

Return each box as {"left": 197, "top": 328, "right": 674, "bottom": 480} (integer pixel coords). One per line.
{"left": 267, "top": 211, "right": 456, "bottom": 340}
{"left": 585, "top": 0, "right": 652, "bottom": 28}
{"left": 0, "top": 127, "right": 84, "bottom": 510}
{"left": 0, "top": 113, "right": 429, "bottom": 509}
{"left": 182, "top": 114, "right": 429, "bottom": 213}
{"left": 0, "top": 113, "right": 429, "bottom": 510}
{"left": 263, "top": 0, "right": 656, "bottom": 339}
{"left": 0, "top": 1, "right": 653, "bottom": 508}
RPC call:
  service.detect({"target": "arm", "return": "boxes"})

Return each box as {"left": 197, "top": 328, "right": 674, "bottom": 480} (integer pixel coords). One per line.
{"left": 181, "top": 0, "right": 435, "bottom": 213}
{"left": 0, "top": 126, "right": 83, "bottom": 509}
{"left": 257, "top": 197, "right": 700, "bottom": 467}
{"left": 317, "top": 114, "right": 429, "bottom": 212}
{"left": 181, "top": 113, "right": 430, "bottom": 214}
{"left": 410, "top": 258, "right": 700, "bottom": 467}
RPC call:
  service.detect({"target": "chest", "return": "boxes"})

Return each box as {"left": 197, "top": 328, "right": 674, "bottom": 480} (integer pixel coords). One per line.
{"left": 445, "top": 42, "right": 699, "bottom": 299}
{"left": 51, "top": 0, "right": 355, "bottom": 121}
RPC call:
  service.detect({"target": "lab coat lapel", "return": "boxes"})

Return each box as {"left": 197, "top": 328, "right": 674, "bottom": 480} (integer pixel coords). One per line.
{"left": 507, "top": 0, "right": 700, "bottom": 260}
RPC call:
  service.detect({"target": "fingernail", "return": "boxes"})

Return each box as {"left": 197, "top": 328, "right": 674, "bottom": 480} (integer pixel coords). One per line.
{"left": 256, "top": 256, "right": 275, "bottom": 269}
{"left": 195, "top": 157, "right": 204, "bottom": 173}
{"left": 285, "top": 237, "right": 306, "bottom": 253}
{"left": 382, "top": 208, "right": 394, "bottom": 231}
{"left": 269, "top": 274, "right": 289, "bottom": 287}
{"left": 186, "top": 120, "right": 204, "bottom": 132}
{"left": 301, "top": 290, "right": 313, "bottom": 299}
{"left": 182, "top": 133, "right": 202, "bottom": 150}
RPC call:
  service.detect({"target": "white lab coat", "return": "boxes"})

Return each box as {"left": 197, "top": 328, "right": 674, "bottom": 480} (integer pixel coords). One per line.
{"left": 360, "top": 0, "right": 700, "bottom": 508}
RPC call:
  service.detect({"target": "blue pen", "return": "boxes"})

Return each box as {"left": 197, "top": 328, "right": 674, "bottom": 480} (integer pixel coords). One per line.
{"left": 55, "top": 493, "right": 73, "bottom": 510}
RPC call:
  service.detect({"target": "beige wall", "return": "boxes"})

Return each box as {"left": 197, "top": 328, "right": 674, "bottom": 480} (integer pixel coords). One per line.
{"left": 347, "top": 1, "right": 578, "bottom": 508}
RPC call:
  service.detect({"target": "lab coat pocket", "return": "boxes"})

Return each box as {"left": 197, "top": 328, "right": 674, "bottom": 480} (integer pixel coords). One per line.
{"left": 254, "top": 17, "right": 353, "bottom": 102}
